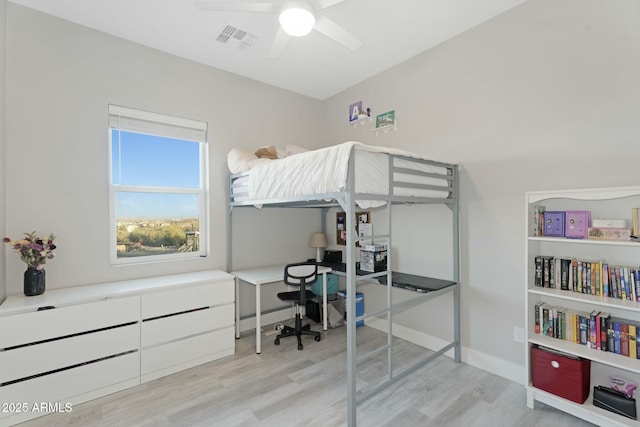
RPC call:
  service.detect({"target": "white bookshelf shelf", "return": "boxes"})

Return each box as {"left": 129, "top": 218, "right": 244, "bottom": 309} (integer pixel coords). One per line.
{"left": 525, "top": 186, "right": 640, "bottom": 426}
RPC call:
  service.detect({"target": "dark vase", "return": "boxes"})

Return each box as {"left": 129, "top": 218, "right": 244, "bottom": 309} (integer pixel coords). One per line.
{"left": 24, "top": 267, "right": 45, "bottom": 296}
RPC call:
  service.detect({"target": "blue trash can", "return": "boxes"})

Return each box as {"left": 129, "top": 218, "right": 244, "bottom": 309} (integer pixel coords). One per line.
{"left": 338, "top": 290, "right": 364, "bottom": 327}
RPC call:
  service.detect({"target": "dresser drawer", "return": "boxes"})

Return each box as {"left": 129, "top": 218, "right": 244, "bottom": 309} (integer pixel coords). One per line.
{"left": 142, "top": 303, "right": 234, "bottom": 348}
{"left": 0, "top": 323, "right": 139, "bottom": 385}
{"left": 141, "top": 327, "right": 234, "bottom": 379}
{"left": 0, "top": 351, "right": 139, "bottom": 421}
{"left": 0, "top": 296, "right": 140, "bottom": 349}
{"left": 141, "top": 281, "right": 233, "bottom": 319}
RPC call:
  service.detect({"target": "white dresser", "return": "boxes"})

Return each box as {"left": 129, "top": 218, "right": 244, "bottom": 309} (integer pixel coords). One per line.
{"left": 0, "top": 270, "right": 235, "bottom": 426}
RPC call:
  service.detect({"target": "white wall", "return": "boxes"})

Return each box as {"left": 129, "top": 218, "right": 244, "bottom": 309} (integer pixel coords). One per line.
{"left": 5, "top": 0, "right": 640, "bottom": 385}
{"left": 0, "top": 0, "right": 7, "bottom": 303}
{"left": 4, "top": 4, "right": 324, "bottom": 306}
{"left": 324, "top": 0, "right": 640, "bottom": 382}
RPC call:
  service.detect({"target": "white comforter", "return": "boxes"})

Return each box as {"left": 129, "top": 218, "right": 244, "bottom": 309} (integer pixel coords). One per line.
{"left": 246, "top": 141, "right": 450, "bottom": 209}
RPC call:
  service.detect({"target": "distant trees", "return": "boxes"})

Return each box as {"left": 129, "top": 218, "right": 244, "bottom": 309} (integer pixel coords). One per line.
{"left": 117, "top": 220, "right": 198, "bottom": 249}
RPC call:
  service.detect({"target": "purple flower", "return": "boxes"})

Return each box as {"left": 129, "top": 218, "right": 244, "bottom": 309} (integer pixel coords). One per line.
{"left": 4, "top": 231, "right": 57, "bottom": 269}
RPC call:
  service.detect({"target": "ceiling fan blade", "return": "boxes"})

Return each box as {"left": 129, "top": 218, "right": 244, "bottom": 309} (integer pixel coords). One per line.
{"left": 311, "top": 0, "right": 347, "bottom": 10}
{"left": 267, "top": 27, "right": 290, "bottom": 58}
{"left": 313, "top": 15, "right": 363, "bottom": 52}
{"left": 195, "top": 1, "right": 279, "bottom": 13}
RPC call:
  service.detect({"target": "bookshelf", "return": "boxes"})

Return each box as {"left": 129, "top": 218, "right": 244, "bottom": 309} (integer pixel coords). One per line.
{"left": 525, "top": 186, "right": 640, "bottom": 427}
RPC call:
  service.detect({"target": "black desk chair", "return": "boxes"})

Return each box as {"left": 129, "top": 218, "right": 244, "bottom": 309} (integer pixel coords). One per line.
{"left": 274, "top": 262, "right": 322, "bottom": 350}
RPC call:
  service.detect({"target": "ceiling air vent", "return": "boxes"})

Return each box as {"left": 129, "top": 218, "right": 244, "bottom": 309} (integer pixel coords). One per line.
{"left": 216, "top": 25, "right": 257, "bottom": 50}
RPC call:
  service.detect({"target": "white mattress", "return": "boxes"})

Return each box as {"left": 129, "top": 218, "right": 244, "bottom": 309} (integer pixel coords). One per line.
{"left": 230, "top": 141, "right": 451, "bottom": 209}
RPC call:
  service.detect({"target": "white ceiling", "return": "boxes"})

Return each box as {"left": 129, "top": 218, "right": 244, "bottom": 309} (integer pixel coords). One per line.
{"left": 9, "top": 0, "right": 527, "bottom": 100}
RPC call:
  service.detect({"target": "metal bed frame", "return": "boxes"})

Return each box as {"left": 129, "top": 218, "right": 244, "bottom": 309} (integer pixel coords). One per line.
{"left": 226, "top": 146, "right": 460, "bottom": 426}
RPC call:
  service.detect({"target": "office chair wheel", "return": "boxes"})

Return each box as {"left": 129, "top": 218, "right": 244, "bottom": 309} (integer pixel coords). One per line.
{"left": 298, "top": 343, "right": 303, "bottom": 350}
{"left": 315, "top": 335, "right": 321, "bottom": 342}
{"left": 274, "top": 338, "right": 280, "bottom": 346}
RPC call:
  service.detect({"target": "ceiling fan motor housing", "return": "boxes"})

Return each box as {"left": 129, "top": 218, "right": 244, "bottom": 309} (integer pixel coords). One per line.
{"left": 279, "top": 1, "right": 316, "bottom": 37}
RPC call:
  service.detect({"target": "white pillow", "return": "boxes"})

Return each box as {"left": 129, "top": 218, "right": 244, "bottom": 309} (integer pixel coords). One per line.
{"left": 285, "top": 144, "right": 309, "bottom": 157}
{"left": 275, "top": 146, "right": 288, "bottom": 159}
{"left": 227, "top": 148, "right": 273, "bottom": 173}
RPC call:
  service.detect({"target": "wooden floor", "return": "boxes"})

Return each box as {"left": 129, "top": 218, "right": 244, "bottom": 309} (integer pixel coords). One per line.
{"left": 19, "top": 323, "right": 595, "bottom": 427}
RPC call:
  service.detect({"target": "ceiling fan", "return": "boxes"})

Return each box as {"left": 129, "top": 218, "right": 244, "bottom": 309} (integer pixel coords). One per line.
{"left": 195, "top": 0, "right": 363, "bottom": 58}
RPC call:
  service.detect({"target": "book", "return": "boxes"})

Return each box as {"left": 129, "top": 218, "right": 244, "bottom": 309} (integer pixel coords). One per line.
{"left": 599, "top": 312, "right": 610, "bottom": 352}
{"left": 571, "top": 259, "right": 579, "bottom": 292}
{"left": 572, "top": 310, "right": 580, "bottom": 343}
{"left": 595, "top": 311, "right": 601, "bottom": 349}
{"left": 597, "top": 261, "right": 602, "bottom": 296}
{"left": 534, "top": 303, "right": 541, "bottom": 334}
{"left": 614, "top": 320, "right": 622, "bottom": 354}
{"left": 589, "top": 310, "right": 600, "bottom": 349}
{"left": 576, "top": 261, "right": 584, "bottom": 293}
{"left": 590, "top": 261, "right": 597, "bottom": 295}
{"left": 623, "top": 267, "right": 633, "bottom": 301}
{"left": 608, "top": 319, "right": 615, "bottom": 351}
{"left": 622, "top": 322, "right": 630, "bottom": 356}
{"left": 554, "top": 258, "right": 562, "bottom": 291}
{"left": 542, "top": 305, "right": 551, "bottom": 336}
{"left": 534, "top": 256, "right": 543, "bottom": 287}
{"left": 637, "top": 325, "right": 640, "bottom": 359}
{"left": 602, "top": 263, "right": 610, "bottom": 297}
{"left": 568, "top": 259, "right": 574, "bottom": 291}
{"left": 620, "top": 267, "right": 627, "bottom": 300}
{"left": 560, "top": 258, "right": 571, "bottom": 291}
{"left": 625, "top": 267, "right": 635, "bottom": 302}
{"left": 542, "top": 256, "right": 554, "bottom": 288}
{"left": 630, "top": 324, "right": 637, "bottom": 359}
{"left": 611, "top": 266, "right": 619, "bottom": 299}
{"left": 571, "top": 311, "right": 579, "bottom": 344}
{"left": 533, "top": 205, "right": 546, "bottom": 236}
{"left": 579, "top": 313, "right": 589, "bottom": 345}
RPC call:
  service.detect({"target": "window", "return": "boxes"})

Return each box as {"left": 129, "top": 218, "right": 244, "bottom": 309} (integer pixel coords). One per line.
{"left": 108, "top": 105, "right": 208, "bottom": 263}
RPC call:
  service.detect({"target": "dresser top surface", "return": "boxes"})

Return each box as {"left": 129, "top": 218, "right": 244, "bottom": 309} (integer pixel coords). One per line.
{"left": 0, "top": 269, "right": 234, "bottom": 316}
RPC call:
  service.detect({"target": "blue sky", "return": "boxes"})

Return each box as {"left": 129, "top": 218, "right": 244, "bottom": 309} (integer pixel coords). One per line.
{"left": 112, "top": 130, "right": 200, "bottom": 219}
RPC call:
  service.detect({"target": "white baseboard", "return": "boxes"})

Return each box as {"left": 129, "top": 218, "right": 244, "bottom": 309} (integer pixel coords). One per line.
{"left": 238, "top": 308, "right": 292, "bottom": 334}
{"left": 366, "top": 317, "right": 524, "bottom": 385}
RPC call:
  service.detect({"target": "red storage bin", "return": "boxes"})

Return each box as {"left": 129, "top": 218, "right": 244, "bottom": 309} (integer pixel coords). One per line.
{"left": 531, "top": 345, "right": 591, "bottom": 403}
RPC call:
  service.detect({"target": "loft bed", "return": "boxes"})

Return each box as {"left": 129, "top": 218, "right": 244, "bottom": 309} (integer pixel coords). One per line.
{"left": 226, "top": 141, "right": 460, "bottom": 426}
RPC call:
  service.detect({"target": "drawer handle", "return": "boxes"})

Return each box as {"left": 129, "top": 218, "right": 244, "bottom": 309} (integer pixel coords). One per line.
{"left": 551, "top": 360, "right": 560, "bottom": 368}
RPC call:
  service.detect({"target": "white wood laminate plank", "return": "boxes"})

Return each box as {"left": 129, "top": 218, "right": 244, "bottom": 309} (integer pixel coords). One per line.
{"left": 14, "top": 325, "right": 597, "bottom": 427}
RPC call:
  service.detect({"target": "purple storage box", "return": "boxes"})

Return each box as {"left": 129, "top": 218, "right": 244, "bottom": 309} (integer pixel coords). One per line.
{"left": 565, "top": 211, "right": 591, "bottom": 239}
{"left": 544, "top": 211, "right": 566, "bottom": 237}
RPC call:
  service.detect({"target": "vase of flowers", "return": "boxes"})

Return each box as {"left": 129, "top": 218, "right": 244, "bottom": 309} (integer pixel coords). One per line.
{"left": 3, "top": 231, "right": 57, "bottom": 296}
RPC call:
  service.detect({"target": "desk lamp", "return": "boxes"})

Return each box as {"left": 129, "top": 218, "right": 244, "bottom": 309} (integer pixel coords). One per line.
{"left": 309, "top": 232, "right": 327, "bottom": 262}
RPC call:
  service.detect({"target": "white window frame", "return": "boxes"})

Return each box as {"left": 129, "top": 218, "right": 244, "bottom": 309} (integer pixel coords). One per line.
{"left": 108, "top": 104, "right": 208, "bottom": 265}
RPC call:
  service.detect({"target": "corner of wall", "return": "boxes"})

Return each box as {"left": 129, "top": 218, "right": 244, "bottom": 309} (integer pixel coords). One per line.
{"left": 1, "top": 0, "right": 8, "bottom": 303}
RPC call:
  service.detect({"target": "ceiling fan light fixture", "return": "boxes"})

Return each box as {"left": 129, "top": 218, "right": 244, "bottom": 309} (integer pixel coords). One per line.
{"left": 279, "top": 1, "right": 316, "bottom": 37}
